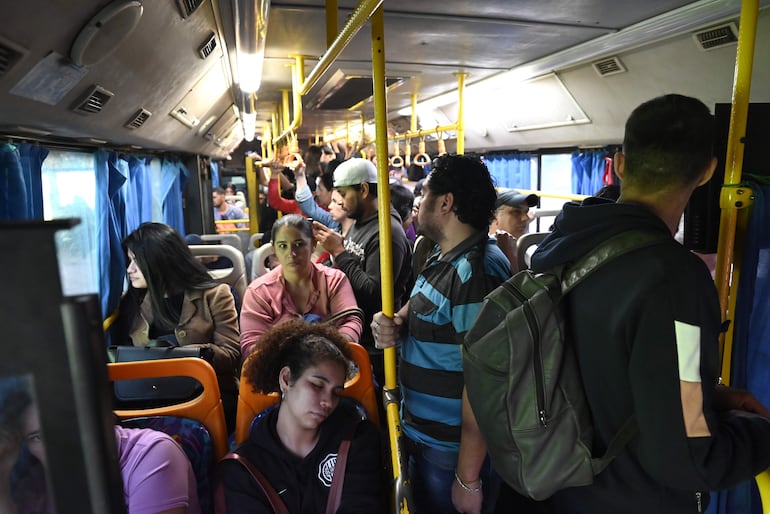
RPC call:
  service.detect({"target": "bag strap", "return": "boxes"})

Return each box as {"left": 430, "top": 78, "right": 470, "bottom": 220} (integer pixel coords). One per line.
{"left": 216, "top": 452, "right": 290, "bottom": 514}
{"left": 557, "top": 231, "right": 665, "bottom": 469}
{"left": 325, "top": 417, "right": 362, "bottom": 514}
{"left": 591, "top": 415, "right": 638, "bottom": 474}
{"left": 562, "top": 230, "right": 669, "bottom": 294}
{"left": 325, "top": 307, "right": 365, "bottom": 326}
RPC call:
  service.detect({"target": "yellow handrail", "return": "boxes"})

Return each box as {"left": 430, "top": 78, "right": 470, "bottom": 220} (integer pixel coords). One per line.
{"left": 704, "top": 0, "right": 768, "bottom": 509}
{"left": 369, "top": 6, "right": 411, "bottom": 512}
{"left": 716, "top": 0, "right": 758, "bottom": 383}
{"left": 272, "top": 0, "right": 383, "bottom": 146}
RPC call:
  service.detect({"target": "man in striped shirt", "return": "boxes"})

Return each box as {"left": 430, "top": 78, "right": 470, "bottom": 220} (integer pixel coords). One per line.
{"left": 372, "top": 154, "right": 511, "bottom": 513}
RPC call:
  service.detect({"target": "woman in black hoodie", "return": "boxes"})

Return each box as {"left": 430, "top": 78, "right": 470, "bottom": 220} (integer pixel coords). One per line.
{"left": 220, "top": 320, "right": 385, "bottom": 513}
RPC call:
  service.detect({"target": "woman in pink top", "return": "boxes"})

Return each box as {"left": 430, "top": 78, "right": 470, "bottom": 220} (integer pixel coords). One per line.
{"left": 240, "top": 214, "right": 363, "bottom": 357}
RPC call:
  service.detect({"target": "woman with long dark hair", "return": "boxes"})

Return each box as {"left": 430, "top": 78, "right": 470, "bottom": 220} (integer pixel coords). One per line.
{"left": 108, "top": 222, "right": 240, "bottom": 425}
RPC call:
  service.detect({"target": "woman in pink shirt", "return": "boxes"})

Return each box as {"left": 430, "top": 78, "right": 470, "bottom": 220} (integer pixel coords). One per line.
{"left": 240, "top": 214, "right": 362, "bottom": 357}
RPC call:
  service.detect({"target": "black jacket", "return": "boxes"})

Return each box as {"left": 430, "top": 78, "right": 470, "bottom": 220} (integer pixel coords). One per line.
{"left": 334, "top": 206, "right": 412, "bottom": 349}
{"left": 531, "top": 199, "right": 770, "bottom": 514}
{"left": 221, "top": 403, "right": 386, "bottom": 514}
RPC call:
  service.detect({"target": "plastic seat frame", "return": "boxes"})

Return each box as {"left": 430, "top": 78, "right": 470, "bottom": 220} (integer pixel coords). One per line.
{"left": 108, "top": 357, "right": 229, "bottom": 460}
{"left": 188, "top": 244, "right": 248, "bottom": 310}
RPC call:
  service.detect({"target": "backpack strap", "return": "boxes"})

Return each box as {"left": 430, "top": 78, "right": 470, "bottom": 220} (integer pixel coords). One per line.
{"left": 559, "top": 231, "right": 666, "bottom": 469}
{"left": 325, "top": 417, "right": 362, "bottom": 514}
{"left": 562, "top": 230, "right": 669, "bottom": 294}
{"left": 590, "top": 415, "right": 638, "bottom": 474}
{"left": 216, "top": 452, "right": 290, "bottom": 514}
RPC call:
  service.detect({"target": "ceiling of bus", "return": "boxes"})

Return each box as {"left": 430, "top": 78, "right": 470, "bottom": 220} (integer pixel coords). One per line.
{"left": 0, "top": 0, "right": 766, "bottom": 159}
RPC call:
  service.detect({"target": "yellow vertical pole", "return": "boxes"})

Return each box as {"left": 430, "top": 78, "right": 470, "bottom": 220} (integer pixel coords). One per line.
{"left": 705, "top": 0, "right": 767, "bottom": 509}
{"left": 410, "top": 94, "right": 417, "bottom": 132}
{"left": 716, "top": 0, "right": 758, "bottom": 384}
{"left": 280, "top": 89, "right": 291, "bottom": 140}
{"left": 270, "top": 112, "right": 278, "bottom": 156}
{"left": 454, "top": 72, "right": 467, "bottom": 155}
{"left": 371, "top": 5, "right": 410, "bottom": 513}
{"left": 245, "top": 154, "right": 260, "bottom": 240}
{"left": 326, "top": 0, "right": 338, "bottom": 48}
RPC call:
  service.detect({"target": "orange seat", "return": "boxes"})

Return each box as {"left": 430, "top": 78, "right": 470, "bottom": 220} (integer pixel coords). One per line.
{"left": 108, "top": 358, "right": 229, "bottom": 460}
{"left": 234, "top": 341, "right": 379, "bottom": 445}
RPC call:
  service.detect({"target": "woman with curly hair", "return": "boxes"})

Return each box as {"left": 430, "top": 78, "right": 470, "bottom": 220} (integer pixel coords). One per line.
{"left": 220, "top": 320, "right": 385, "bottom": 513}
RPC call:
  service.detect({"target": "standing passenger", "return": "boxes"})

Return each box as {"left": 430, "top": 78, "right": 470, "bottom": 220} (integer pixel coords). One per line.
{"left": 213, "top": 187, "right": 246, "bottom": 230}
{"left": 371, "top": 154, "right": 511, "bottom": 514}
{"left": 220, "top": 320, "right": 385, "bottom": 513}
{"left": 531, "top": 94, "right": 770, "bottom": 514}
{"left": 108, "top": 222, "right": 241, "bottom": 430}
{"left": 312, "top": 158, "right": 412, "bottom": 393}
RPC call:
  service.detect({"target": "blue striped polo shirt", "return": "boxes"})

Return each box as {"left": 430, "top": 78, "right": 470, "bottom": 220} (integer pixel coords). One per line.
{"left": 401, "top": 231, "right": 511, "bottom": 451}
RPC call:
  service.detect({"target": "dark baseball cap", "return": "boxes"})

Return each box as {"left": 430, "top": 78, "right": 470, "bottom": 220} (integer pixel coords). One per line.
{"left": 495, "top": 189, "right": 539, "bottom": 209}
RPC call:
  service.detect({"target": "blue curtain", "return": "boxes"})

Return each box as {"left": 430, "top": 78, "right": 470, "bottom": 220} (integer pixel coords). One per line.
{"left": 571, "top": 150, "right": 608, "bottom": 195}
{"left": 211, "top": 160, "right": 220, "bottom": 188}
{"left": 160, "top": 158, "right": 189, "bottom": 234}
{"left": 710, "top": 184, "right": 770, "bottom": 514}
{"left": 95, "top": 151, "right": 128, "bottom": 321}
{"left": 124, "top": 156, "right": 153, "bottom": 234}
{"left": 485, "top": 153, "right": 531, "bottom": 189}
{"left": 0, "top": 143, "right": 47, "bottom": 220}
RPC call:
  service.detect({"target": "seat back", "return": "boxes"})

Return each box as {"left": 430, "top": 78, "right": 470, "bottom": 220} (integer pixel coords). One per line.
{"left": 516, "top": 232, "right": 549, "bottom": 271}
{"left": 121, "top": 416, "right": 215, "bottom": 514}
{"left": 188, "top": 244, "right": 247, "bottom": 311}
{"left": 201, "top": 233, "right": 243, "bottom": 253}
{"left": 250, "top": 242, "right": 275, "bottom": 281}
{"left": 108, "top": 358, "right": 228, "bottom": 460}
{"left": 247, "top": 232, "right": 265, "bottom": 251}
{"left": 234, "top": 342, "right": 379, "bottom": 444}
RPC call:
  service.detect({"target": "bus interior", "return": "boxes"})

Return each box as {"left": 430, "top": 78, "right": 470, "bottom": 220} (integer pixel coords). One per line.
{"left": 1, "top": 0, "right": 770, "bottom": 513}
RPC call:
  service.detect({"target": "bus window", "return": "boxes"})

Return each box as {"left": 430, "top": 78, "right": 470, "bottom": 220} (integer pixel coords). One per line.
{"left": 41, "top": 151, "right": 98, "bottom": 296}
{"left": 538, "top": 153, "right": 573, "bottom": 231}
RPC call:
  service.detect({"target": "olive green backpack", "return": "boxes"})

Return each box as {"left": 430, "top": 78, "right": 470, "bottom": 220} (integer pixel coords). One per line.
{"left": 463, "top": 230, "right": 667, "bottom": 500}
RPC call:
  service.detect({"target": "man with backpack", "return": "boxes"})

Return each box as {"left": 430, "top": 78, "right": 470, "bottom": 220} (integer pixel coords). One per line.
{"left": 528, "top": 95, "right": 770, "bottom": 513}
{"left": 371, "top": 154, "right": 511, "bottom": 513}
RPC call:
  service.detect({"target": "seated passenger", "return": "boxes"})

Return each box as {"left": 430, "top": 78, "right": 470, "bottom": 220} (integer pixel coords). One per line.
{"left": 213, "top": 187, "right": 247, "bottom": 232}
{"left": 107, "top": 222, "right": 241, "bottom": 429}
{"left": 239, "top": 215, "right": 362, "bottom": 358}
{"left": 0, "top": 387, "right": 200, "bottom": 514}
{"left": 225, "top": 183, "right": 247, "bottom": 210}
{"left": 220, "top": 320, "right": 385, "bottom": 513}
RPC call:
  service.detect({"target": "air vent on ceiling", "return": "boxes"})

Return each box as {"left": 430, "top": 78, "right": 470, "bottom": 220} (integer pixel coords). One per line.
{"left": 72, "top": 85, "right": 114, "bottom": 115}
{"left": 176, "top": 0, "right": 204, "bottom": 19}
{"left": 125, "top": 108, "right": 152, "bottom": 129}
{"left": 693, "top": 23, "right": 738, "bottom": 51}
{"left": 592, "top": 56, "right": 626, "bottom": 77}
{"left": 0, "top": 40, "right": 24, "bottom": 77}
{"left": 307, "top": 69, "right": 407, "bottom": 110}
{"left": 198, "top": 33, "right": 217, "bottom": 59}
